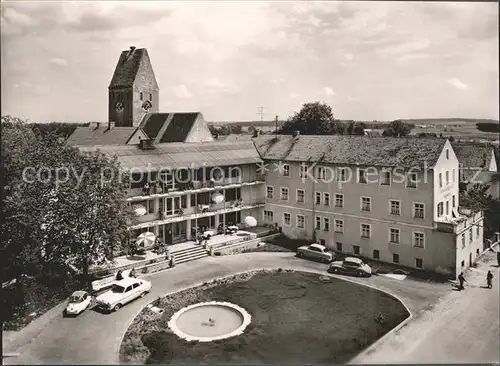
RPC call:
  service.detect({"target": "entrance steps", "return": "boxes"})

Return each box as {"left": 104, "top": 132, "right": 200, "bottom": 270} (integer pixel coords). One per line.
{"left": 170, "top": 244, "right": 208, "bottom": 265}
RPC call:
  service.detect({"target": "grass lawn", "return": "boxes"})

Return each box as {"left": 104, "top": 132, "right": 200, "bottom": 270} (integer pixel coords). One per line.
{"left": 120, "top": 270, "right": 409, "bottom": 364}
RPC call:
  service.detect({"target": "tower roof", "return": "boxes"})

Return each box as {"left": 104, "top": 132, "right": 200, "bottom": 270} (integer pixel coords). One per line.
{"left": 109, "top": 47, "right": 147, "bottom": 89}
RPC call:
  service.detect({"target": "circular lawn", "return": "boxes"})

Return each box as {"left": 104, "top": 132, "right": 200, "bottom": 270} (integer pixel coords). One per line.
{"left": 120, "top": 269, "right": 409, "bottom": 364}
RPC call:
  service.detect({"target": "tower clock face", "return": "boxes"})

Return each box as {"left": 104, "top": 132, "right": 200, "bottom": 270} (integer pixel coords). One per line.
{"left": 142, "top": 101, "right": 152, "bottom": 112}
{"left": 115, "top": 102, "right": 124, "bottom": 112}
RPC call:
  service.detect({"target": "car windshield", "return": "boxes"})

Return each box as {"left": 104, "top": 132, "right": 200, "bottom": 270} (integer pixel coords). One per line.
{"left": 112, "top": 285, "right": 125, "bottom": 293}
{"left": 69, "top": 296, "right": 83, "bottom": 303}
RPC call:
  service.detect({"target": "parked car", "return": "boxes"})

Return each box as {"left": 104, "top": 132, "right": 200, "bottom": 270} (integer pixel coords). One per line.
{"left": 296, "top": 243, "right": 336, "bottom": 263}
{"left": 328, "top": 257, "right": 372, "bottom": 277}
{"left": 95, "top": 278, "right": 152, "bottom": 312}
{"left": 64, "top": 291, "right": 92, "bottom": 316}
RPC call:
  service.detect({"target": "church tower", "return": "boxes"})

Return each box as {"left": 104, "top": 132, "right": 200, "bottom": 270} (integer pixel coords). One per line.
{"left": 108, "top": 47, "right": 159, "bottom": 127}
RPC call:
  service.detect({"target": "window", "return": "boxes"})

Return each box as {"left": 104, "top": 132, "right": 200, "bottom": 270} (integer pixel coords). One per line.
{"left": 320, "top": 239, "right": 326, "bottom": 246}
{"left": 361, "top": 224, "right": 371, "bottom": 238}
{"left": 413, "top": 232, "right": 425, "bottom": 248}
{"left": 361, "top": 197, "right": 371, "bottom": 212}
{"left": 297, "top": 215, "right": 305, "bottom": 229}
{"left": 149, "top": 93, "right": 152, "bottom": 101}
{"left": 336, "top": 242, "right": 343, "bottom": 251}
{"left": 390, "top": 200, "right": 401, "bottom": 215}
{"left": 315, "top": 166, "right": 326, "bottom": 180}
{"left": 439, "top": 173, "right": 443, "bottom": 188}
{"left": 469, "top": 228, "right": 473, "bottom": 243}
{"left": 353, "top": 245, "right": 360, "bottom": 255}
{"left": 296, "top": 189, "right": 305, "bottom": 203}
{"left": 315, "top": 192, "right": 322, "bottom": 205}
{"left": 283, "top": 213, "right": 291, "bottom": 226}
{"left": 324, "top": 218, "right": 330, "bottom": 231}
{"left": 323, "top": 192, "right": 330, "bottom": 206}
{"left": 446, "top": 201, "right": 449, "bottom": 216}
{"left": 414, "top": 203, "right": 424, "bottom": 219}
{"left": 283, "top": 164, "right": 290, "bottom": 177}
{"left": 452, "top": 169, "right": 456, "bottom": 182}
{"left": 337, "top": 167, "right": 346, "bottom": 182}
{"left": 335, "top": 194, "right": 344, "bottom": 208}
{"left": 358, "top": 169, "right": 367, "bottom": 184}
{"left": 461, "top": 233, "right": 466, "bottom": 249}
{"left": 415, "top": 258, "right": 423, "bottom": 269}
{"left": 381, "top": 170, "right": 391, "bottom": 185}
{"left": 140, "top": 92, "right": 143, "bottom": 101}
{"left": 477, "top": 225, "right": 480, "bottom": 236}
{"left": 264, "top": 210, "right": 273, "bottom": 222}
{"left": 335, "top": 219, "right": 344, "bottom": 233}
{"left": 125, "top": 286, "right": 133, "bottom": 292}
{"left": 437, "top": 202, "right": 444, "bottom": 217}
{"left": 132, "top": 283, "right": 140, "bottom": 289}
{"left": 315, "top": 216, "right": 321, "bottom": 230}
{"left": 281, "top": 188, "right": 289, "bottom": 201}
{"left": 452, "top": 195, "right": 456, "bottom": 208}
{"left": 266, "top": 186, "right": 274, "bottom": 199}
{"left": 393, "top": 253, "right": 399, "bottom": 264}
{"left": 299, "top": 165, "right": 308, "bottom": 179}
{"left": 407, "top": 172, "right": 417, "bottom": 188}
{"left": 461, "top": 260, "right": 465, "bottom": 267}
{"left": 373, "top": 250, "right": 380, "bottom": 259}
{"left": 446, "top": 149, "right": 449, "bottom": 159}
{"left": 446, "top": 170, "right": 449, "bottom": 185}
{"left": 390, "top": 228, "right": 400, "bottom": 243}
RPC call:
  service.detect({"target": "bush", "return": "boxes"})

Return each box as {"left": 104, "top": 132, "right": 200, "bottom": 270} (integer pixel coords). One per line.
{"left": 476, "top": 122, "right": 500, "bottom": 133}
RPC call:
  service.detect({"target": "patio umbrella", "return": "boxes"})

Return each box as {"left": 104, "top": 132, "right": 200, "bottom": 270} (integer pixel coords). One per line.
{"left": 136, "top": 232, "right": 156, "bottom": 246}
{"left": 244, "top": 216, "right": 257, "bottom": 228}
{"left": 212, "top": 192, "right": 224, "bottom": 204}
{"left": 133, "top": 205, "right": 147, "bottom": 216}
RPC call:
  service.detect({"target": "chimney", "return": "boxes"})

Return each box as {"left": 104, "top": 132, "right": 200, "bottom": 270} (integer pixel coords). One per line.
{"left": 292, "top": 130, "right": 300, "bottom": 137}
{"left": 108, "top": 121, "right": 115, "bottom": 130}
{"left": 139, "top": 139, "right": 154, "bottom": 150}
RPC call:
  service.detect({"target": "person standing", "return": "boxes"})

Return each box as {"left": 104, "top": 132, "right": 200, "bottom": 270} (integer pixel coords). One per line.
{"left": 486, "top": 270, "right": 494, "bottom": 289}
{"left": 458, "top": 272, "right": 466, "bottom": 290}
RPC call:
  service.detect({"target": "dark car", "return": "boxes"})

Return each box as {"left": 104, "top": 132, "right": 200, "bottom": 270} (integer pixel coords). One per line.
{"left": 328, "top": 257, "right": 372, "bottom": 277}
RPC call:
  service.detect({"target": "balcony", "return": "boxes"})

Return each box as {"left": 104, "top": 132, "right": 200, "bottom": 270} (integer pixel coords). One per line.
{"left": 128, "top": 199, "right": 266, "bottom": 230}
{"left": 434, "top": 209, "right": 483, "bottom": 234}
{"left": 125, "top": 179, "right": 265, "bottom": 202}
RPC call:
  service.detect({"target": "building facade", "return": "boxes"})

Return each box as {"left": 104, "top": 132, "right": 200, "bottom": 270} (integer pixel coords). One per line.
{"left": 255, "top": 134, "right": 484, "bottom": 278}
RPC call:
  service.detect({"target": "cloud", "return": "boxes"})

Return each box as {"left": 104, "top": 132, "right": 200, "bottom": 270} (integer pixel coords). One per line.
{"left": 50, "top": 58, "right": 68, "bottom": 67}
{"left": 397, "top": 53, "right": 432, "bottom": 62}
{"left": 203, "top": 79, "right": 240, "bottom": 95}
{"left": 172, "top": 85, "right": 193, "bottom": 99}
{"left": 323, "top": 87, "right": 336, "bottom": 96}
{"left": 375, "top": 39, "right": 431, "bottom": 56}
{"left": 1, "top": 7, "right": 36, "bottom": 36}
{"left": 447, "top": 77, "right": 468, "bottom": 90}
{"left": 13, "top": 81, "right": 50, "bottom": 95}
{"left": 289, "top": 92, "right": 299, "bottom": 99}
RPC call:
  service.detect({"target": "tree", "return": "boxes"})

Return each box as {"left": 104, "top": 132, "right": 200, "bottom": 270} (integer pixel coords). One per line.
{"left": 1, "top": 116, "right": 131, "bottom": 282}
{"left": 460, "top": 183, "right": 500, "bottom": 238}
{"left": 382, "top": 120, "right": 413, "bottom": 137}
{"left": 279, "top": 102, "right": 335, "bottom": 135}
{"left": 346, "top": 121, "right": 365, "bottom": 135}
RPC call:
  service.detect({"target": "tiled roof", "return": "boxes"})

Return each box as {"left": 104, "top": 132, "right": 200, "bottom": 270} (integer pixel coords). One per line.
{"left": 66, "top": 126, "right": 137, "bottom": 146}
{"left": 109, "top": 48, "right": 146, "bottom": 89}
{"left": 77, "top": 140, "right": 262, "bottom": 172}
{"left": 139, "top": 113, "right": 171, "bottom": 140}
{"left": 160, "top": 113, "right": 199, "bottom": 143}
{"left": 451, "top": 143, "right": 494, "bottom": 169}
{"left": 253, "top": 135, "right": 446, "bottom": 168}
{"left": 138, "top": 112, "right": 200, "bottom": 142}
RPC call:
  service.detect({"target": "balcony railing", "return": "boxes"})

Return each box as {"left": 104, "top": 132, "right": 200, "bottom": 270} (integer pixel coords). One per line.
{"left": 125, "top": 179, "right": 265, "bottom": 201}
{"left": 128, "top": 199, "right": 266, "bottom": 230}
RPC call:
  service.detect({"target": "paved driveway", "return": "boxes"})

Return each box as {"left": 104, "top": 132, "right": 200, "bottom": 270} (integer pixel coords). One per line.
{"left": 3, "top": 252, "right": 495, "bottom": 365}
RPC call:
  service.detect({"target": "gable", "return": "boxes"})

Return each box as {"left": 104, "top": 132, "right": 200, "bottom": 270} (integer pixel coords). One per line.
{"left": 127, "top": 128, "right": 149, "bottom": 145}
{"left": 185, "top": 113, "right": 214, "bottom": 142}
{"left": 133, "top": 49, "right": 158, "bottom": 90}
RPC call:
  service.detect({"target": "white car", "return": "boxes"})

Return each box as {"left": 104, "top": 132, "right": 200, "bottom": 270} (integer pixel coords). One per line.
{"left": 64, "top": 291, "right": 92, "bottom": 316}
{"left": 95, "top": 278, "right": 151, "bottom": 312}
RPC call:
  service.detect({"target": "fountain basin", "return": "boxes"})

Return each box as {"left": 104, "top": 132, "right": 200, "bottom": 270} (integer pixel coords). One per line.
{"left": 167, "top": 301, "right": 251, "bottom": 342}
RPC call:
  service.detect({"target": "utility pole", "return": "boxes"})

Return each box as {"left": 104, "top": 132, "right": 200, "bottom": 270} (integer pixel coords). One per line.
{"left": 257, "top": 106, "right": 265, "bottom": 123}
{"left": 275, "top": 115, "right": 279, "bottom": 138}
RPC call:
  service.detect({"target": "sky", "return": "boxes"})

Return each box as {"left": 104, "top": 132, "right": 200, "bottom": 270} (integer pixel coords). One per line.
{"left": 1, "top": 1, "right": 498, "bottom": 123}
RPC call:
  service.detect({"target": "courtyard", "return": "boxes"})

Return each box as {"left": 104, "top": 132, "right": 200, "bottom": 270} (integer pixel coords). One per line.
{"left": 120, "top": 270, "right": 409, "bottom": 364}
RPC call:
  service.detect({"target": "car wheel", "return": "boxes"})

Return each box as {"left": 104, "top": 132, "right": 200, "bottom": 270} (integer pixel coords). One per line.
{"left": 297, "top": 252, "right": 303, "bottom": 257}
{"left": 357, "top": 271, "right": 363, "bottom": 277}
{"left": 140, "top": 291, "right": 146, "bottom": 298}
{"left": 113, "top": 303, "right": 122, "bottom": 311}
